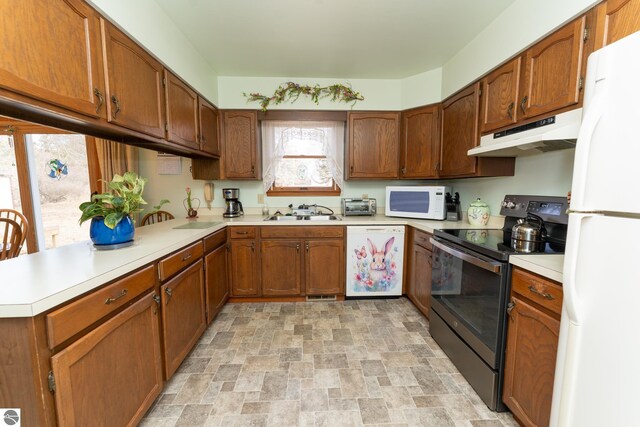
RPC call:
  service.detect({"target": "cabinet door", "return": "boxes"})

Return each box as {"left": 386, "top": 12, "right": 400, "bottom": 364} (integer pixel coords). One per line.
{"left": 223, "top": 110, "right": 259, "bottom": 179}
{"left": 306, "top": 239, "right": 344, "bottom": 295}
{"left": 348, "top": 112, "right": 400, "bottom": 179}
{"left": 520, "top": 17, "right": 585, "bottom": 120}
{"left": 480, "top": 57, "right": 521, "bottom": 133}
{"left": 0, "top": 0, "right": 106, "bottom": 118}
{"left": 205, "top": 244, "right": 228, "bottom": 324}
{"left": 199, "top": 98, "right": 221, "bottom": 156}
{"left": 440, "top": 83, "right": 480, "bottom": 177}
{"left": 503, "top": 296, "right": 560, "bottom": 427}
{"left": 229, "top": 240, "right": 260, "bottom": 296}
{"left": 261, "top": 240, "right": 302, "bottom": 296}
{"left": 407, "top": 243, "right": 432, "bottom": 318}
{"left": 595, "top": 0, "right": 640, "bottom": 46}
{"left": 50, "top": 292, "right": 163, "bottom": 427}
{"left": 101, "top": 20, "right": 165, "bottom": 138}
{"left": 165, "top": 71, "right": 199, "bottom": 149}
{"left": 400, "top": 105, "right": 439, "bottom": 178}
{"left": 161, "top": 260, "right": 206, "bottom": 379}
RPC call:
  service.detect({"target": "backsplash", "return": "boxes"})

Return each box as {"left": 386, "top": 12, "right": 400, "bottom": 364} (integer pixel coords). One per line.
{"left": 139, "top": 148, "right": 574, "bottom": 220}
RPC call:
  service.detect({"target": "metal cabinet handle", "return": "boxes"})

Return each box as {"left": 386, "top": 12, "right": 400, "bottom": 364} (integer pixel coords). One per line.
{"left": 104, "top": 289, "right": 127, "bottom": 305}
{"left": 251, "top": 242, "right": 255, "bottom": 252}
{"left": 152, "top": 293, "right": 161, "bottom": 314}
{"left": 401, "top": 166, "right": 407, "bottom": 175}
{"left": 306, "top": 242, "right": 309, "bottom": 253}
{"left": 507, "top": 102, "right": 514, "bottom": 120}
{"left": 251, "top": 165, "right": 255, "bottom": 174}
{"left": 182, "top": 253, "right": 192, "bottom": 262}
{"left": 507, "top": 301, "right": 515, "bottom": 316}
{"left": 236, "top": 231, "right": 249, "bottom": 235}
{"left": 527, "top": 284, "right": 554, "bottom": 300}
{"left": 165, "top": 287, "right": 173, "bottom": 304}
{"left": 296, "top": 243, "right": 300, "bottom": 253}
{"left": 111, "top": 95, "right": 121, "bottom": 119}
{"left": 350, "top": 165, "right": 354, "bottom": 174}
{"left": 520, "top": 96, "right": 528, "bottom": 114}
{"left": 94, "top": 88, "right": 104, "bottom": 114}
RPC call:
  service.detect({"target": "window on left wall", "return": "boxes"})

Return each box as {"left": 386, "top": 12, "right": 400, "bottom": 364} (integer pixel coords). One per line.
{"left": 262, "top": 121, "right": 344, "bottom": 196}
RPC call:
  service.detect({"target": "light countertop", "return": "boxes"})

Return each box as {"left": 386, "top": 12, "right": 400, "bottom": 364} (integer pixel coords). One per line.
{"left": 0, "top": 213, "right": 560, "bottom": 318}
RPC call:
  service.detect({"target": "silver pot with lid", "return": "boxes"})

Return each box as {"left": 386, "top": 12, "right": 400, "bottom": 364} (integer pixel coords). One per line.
{"left": 511, "top": 213, "right": 547, "bottom": 253}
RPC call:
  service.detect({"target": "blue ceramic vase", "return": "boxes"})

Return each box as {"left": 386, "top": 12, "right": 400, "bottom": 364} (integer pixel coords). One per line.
{"left": 89, "top": 216, "right": 135, "bottom": 246}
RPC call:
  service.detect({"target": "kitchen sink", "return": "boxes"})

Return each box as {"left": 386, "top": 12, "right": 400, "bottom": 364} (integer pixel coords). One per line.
{"left": 264, "top": 215, "right": 341, "bottom": 221}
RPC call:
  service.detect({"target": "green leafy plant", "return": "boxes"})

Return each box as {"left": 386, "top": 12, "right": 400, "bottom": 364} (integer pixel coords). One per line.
{"left": 79, "top": 172, "right": 147, "bottom": 229}
{"left": 244, "top": 82, "right": 364, "bottom": 111}
{"left": 152, "top": 199, "right": 170, "bottom": 212}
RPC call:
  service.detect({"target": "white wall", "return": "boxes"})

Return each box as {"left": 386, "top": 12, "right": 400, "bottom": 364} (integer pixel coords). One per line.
{"left": 441, "top": 0, "right": 600, "bottom": 98}
{"left": 401, "top": 68, "right": 443, "bottom": 109}
{"left": 88, "top": 0, "right": 219, "bottom": 103}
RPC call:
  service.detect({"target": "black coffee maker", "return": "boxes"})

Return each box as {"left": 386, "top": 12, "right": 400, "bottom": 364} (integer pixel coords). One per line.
{"left": 222, "top": 188, "right": 243, "bottom": 218}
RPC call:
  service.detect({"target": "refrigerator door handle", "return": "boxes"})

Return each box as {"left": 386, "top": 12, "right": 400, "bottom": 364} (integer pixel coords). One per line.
{"left": 570, "top": 87, "right": 605, "bottom": 208}
{"left": 563, "top": 213, "right": 597, "bottom": 324}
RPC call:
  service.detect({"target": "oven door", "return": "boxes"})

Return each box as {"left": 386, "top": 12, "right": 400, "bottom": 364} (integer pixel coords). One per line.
{"left": 430, "top": 237, "right": 509, "bottom": 369}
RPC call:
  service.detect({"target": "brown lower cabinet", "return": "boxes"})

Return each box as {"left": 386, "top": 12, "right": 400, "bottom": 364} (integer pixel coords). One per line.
{"left": 261, "top": 240, "right": 302, "bottom": 296}
{"left": 406, "top": 228, "right": 433, "bottom": 317}
{"left": 306, "top": 239, "right": 344, "bottom": 295}
{"left": 160, "top": 259, "right": 206, "bottom": 379}
{"left": 50, "top": 292, "right": 163, "bottom": 427}
{"left": 204, "top": 231, "right": 229, "bottom": 323}
{"left": 229, "top": 228, "right": 261, "bottom": 297}
{"left": 503, "top": 267, "right": 563, "bottom": 427}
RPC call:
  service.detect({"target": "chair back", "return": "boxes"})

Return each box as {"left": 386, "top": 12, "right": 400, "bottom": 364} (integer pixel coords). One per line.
{"left": 0, "top": 218, "right": 23, "bottom": 261}
{"left": 0, "top": 209, "right": 28, "bottom": 254}
{"left": 140, "top": 210, "right": 175, "bottom": 226}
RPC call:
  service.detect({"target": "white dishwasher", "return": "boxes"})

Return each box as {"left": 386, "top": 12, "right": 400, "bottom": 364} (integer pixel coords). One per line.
{"left": 346, "top": 226, "right": 405, "bottom": 298}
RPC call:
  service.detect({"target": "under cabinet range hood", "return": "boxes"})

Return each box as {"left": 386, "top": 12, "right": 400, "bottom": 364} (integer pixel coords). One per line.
{"left": 468, "top": 108, "right": 582, "bottom": 157}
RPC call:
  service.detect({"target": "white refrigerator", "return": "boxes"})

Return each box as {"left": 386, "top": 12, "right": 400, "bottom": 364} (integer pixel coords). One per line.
{"left": 550, "top": 31, "right": 640, "bottom": 426}
{"left": 346, "top": 226, "right": 405, "bottom": 297}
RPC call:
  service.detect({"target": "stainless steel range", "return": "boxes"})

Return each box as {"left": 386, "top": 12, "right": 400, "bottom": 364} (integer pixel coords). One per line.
{"left": 429, "top": 195, "right": 568, "bottom": 411}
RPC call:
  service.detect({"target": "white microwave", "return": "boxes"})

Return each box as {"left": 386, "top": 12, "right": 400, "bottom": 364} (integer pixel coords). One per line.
{"left": 385, "top": 186, "right": 451, "bottom": 220}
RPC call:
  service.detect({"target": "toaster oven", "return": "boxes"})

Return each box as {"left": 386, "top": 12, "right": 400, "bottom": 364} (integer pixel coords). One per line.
{"left": 341, "top": 198, "right": 377, "bottom": 216}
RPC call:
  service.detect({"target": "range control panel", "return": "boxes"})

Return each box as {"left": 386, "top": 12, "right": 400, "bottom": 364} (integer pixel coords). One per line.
{"left": 499, "top": 195, "right": 569, "bottom": 224}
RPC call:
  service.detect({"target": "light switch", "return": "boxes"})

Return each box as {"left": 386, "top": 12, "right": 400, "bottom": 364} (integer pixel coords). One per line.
{"left": 257, "top": 194, "right": 265, "bottom": 204}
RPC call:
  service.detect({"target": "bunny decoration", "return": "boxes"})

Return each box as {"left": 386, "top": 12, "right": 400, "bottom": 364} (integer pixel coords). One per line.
{"left": 351, "top": 236, "right": 399, "bottom": 292}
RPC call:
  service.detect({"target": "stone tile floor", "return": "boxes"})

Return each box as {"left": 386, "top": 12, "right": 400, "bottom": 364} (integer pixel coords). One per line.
{"left": 140, "top": 298, "right": 517, "bottom": 427}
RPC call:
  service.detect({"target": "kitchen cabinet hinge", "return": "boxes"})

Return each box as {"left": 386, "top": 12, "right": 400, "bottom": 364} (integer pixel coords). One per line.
{"left": 48, "top": 371, "right": 56, "bottom": 393}
{"left": 579, "top": 77, "right": 584, "bottom": 90}
{"left": 162, "top": 77, "right": 167, "bottom": 87}
{"left": 478, "top": 88, "right": 482, "bottom": 97}
{"left": 583, "top": 28, "right": 589, "bottom": 42}
{"left": 164, "top": 123, "right": 169, "bottom": 132}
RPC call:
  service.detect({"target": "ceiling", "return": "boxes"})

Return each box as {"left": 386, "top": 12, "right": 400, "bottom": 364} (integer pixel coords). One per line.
{"left": 154, "top": 0, "right": 517, "bottom": 79}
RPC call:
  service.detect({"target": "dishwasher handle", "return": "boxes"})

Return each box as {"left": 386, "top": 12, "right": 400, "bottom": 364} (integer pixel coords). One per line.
{"left": 430, "top": 238, "right": 502, "bottom": 274}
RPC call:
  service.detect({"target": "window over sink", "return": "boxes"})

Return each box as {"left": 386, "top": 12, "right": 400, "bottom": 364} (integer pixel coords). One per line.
{"left": 262, "top": 121, "right": 344, "bottom": 196}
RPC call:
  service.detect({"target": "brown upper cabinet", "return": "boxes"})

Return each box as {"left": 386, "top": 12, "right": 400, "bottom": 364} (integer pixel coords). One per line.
{"left": 519, "top": 16, "right": 586, "bottom": 120}
{"left": 0, "top": 0, "right": 106, "bottom": 118}
{"left": 199, "top": 98, "right": 221, "bottom": 157}
{"left": 223, "top": 110, "right": 261, "bottom": 179}
{"left": 400, "top": 105, "right": 439, "bottom": 179}
{"left": 594, "top": 0, "right": 640, "bottom": 47}
{"left": 440, "top": 83, "right": 481, "bottom": 177}
{"left": 164, "top": 70, "right": 199, "bottom": 149}
{"left": 480, "top": 58, "right": 521, "bottom": 134}
{"left": 347, "top": 112, "right": 400, "bottom": 179}
{"left": 101, "top": 19, "right": 165, "bottom": 139}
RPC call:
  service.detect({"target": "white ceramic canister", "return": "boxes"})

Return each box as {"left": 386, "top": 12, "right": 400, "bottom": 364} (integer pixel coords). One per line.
{"left": 467, "top": 198, "right": 490, "bottom": 226}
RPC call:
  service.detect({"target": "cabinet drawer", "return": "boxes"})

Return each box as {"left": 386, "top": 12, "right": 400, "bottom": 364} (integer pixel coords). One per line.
{"left": 260, "top": 226, "right": 344, "bottom": 239}
{"left": 46, "top": 265, "right": 156, "bottom": 349}
{"left": 158, "top": 241, "right": 203, "bottom": 281}
{"left": 204, "top": 229, "right": 226, "bottom": 253}
{"left": 412, "top": 228, "right": 432, "bottom": 250}
{"left": 229, "top": 226, "right": 257, "bottom": 239}
{"left": 511, "top": 268, "right": 563, "bottom": 315}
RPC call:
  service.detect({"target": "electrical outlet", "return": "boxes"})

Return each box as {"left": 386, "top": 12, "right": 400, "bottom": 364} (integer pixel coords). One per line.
{"left": 362, "top": 194, "right": 368, "bottom": 199}
{"left": 257, "top": 194, "right": 265, "bottom": 204}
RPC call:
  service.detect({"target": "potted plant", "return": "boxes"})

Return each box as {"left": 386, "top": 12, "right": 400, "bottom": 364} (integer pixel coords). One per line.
{"left": 79, "top": 172, "right": 147, "bottom": 246}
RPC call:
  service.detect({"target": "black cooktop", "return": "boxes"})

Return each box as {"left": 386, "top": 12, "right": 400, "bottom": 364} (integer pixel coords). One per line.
{"left": 434, "top": 228, "right": 565, "bottom": 261}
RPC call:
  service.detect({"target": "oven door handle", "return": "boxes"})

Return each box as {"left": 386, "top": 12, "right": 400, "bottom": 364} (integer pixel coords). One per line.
{"left": 431, "top": 238, "right": 502, "bottom": 274}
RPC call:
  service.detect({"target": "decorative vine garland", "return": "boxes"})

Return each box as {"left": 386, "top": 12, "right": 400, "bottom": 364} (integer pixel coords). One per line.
{"left": 244, "top": 82, "right": 364, "bottom": 111}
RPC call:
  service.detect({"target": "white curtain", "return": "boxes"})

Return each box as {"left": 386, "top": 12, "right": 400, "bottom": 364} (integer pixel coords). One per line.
{"left": 261, "top": 121, "right": 344, "bottom": 192}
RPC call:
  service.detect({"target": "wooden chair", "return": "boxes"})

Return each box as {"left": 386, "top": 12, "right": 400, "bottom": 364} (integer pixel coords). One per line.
{"left": 0, "top": 209, "right": 28, "bottom": 255}
{"left": 140, "top": 210, "right": 175, "bottom": 226}
{"left": 0, "top": 218, "right": 23, "bottom": 261}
